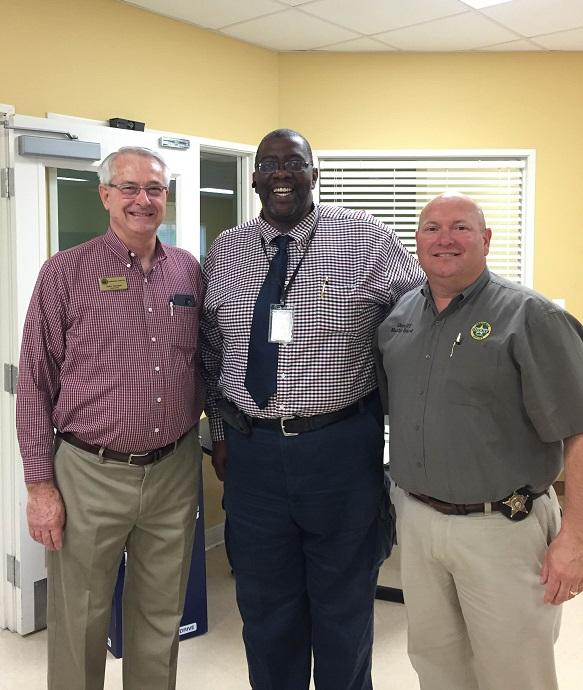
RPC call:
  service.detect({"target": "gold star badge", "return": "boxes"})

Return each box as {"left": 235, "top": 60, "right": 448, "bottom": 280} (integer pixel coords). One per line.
{"left": 502, "top": 491, "right": 529, "bottom": 518}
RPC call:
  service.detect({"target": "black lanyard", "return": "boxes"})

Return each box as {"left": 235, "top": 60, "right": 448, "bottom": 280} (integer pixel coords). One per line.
{"left": 260, "top": 208, "right": 319, "bottom": 306}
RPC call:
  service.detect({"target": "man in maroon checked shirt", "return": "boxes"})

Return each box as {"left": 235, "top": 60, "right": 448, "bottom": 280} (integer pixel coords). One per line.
{"left": 16, "top": 146, "right": 204, "bottom": 690}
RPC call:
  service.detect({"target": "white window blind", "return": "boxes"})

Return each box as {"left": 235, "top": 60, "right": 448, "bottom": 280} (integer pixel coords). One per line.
{"left": 317, "top": 157, "right": 527, "bottom": 284}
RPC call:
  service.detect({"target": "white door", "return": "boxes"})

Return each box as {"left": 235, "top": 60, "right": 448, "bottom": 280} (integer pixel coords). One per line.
{"left": 0, "top": 105, "right": 18, "bottom": 632}
{"left": 7, "top": 114, "right": 202, "bottom": 634}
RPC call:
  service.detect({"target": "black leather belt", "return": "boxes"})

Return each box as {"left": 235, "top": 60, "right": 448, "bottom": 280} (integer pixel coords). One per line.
{"left": 249, "top": 391, "right": 378, "bottom": 437}
{"left": 409, "top": 488, "right": 548, "bottom": 521}
{"left": 58, "top": 431, "right": 185, "bottom": 466}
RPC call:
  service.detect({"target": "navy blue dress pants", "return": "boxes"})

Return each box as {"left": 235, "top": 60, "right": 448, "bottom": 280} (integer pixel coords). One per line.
{"left": 223, "top": 395, "right": 389, "bottom": 690}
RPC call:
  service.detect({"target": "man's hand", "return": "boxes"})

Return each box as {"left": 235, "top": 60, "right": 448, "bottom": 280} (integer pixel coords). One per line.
{"left": 211, "top": 440, "right": 228, "bottom": 482}
{"left": 542, "top": 434, "right": 583, "bottom": 604}
{"left": 26, "top": 480, "right": 66, "bottom": 551}
{"left": 541, "top": 529, "right": 583, "bottom": 604}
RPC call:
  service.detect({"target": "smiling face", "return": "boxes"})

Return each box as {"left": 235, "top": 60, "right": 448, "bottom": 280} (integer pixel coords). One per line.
{"left": 253, "top": 132, "right": 318, "bottom": 233}
{"left": 98, "top": 153, "right": 167, "bottom": 247}
{"left": 416, "top": 193, "right": 491, "bottom": 295}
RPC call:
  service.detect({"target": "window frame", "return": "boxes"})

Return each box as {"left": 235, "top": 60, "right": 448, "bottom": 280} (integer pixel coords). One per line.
{"left": 313, "top": 149, "right": 536, "bottom": 287}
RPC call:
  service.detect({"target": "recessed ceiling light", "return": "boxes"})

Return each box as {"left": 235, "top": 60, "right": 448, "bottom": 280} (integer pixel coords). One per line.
{"left": 460, "top": 0, "right": 513, "bottom": 8}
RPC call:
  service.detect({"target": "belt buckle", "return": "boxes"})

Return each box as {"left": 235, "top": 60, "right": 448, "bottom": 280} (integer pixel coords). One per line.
{"left": 128, "top": 451, "right": 149, "bottom": 465}
{"left": 280, "top": 416, "right": 299, "bottom": 437}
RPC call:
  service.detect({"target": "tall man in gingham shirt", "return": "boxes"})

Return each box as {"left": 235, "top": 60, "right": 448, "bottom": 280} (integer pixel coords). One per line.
{"left": 201, "top": 129, "right": 425, "bottom": 690}
{"left": 16, "top": 147, "right": 204, "bottom": 690}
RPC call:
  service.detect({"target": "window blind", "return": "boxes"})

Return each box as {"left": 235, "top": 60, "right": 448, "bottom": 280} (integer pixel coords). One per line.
{"left": 317, "top": 157, "right": 526, "bottom": 284}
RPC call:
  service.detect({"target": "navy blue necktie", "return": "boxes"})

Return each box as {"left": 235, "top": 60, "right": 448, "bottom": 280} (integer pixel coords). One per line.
{"left": 245, "top": 234, "right": 290, "bottom": 408}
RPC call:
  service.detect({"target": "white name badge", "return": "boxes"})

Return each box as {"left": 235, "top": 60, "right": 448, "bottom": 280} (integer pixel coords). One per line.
{"left": 269, "top": 304, "right": 294, "bottom": 344}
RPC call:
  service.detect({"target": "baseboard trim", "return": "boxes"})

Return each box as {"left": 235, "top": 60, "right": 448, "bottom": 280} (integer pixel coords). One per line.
{"left": 204, "top": 522, "right": 225, "bottom": 550}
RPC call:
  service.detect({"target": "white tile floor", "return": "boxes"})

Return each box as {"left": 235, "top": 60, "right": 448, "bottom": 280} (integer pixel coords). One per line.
{"left": 1, "top": 544, "right": 582, "bottom": 689}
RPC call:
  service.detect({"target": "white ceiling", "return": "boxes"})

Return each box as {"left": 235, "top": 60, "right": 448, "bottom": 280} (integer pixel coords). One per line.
{"left": 123, "top": 0, "right": 583, "bottom": 52}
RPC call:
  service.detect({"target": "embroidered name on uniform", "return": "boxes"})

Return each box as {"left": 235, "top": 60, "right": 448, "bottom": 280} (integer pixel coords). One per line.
{"left": 391, "top": 322, "right": 414, "bottom": 334}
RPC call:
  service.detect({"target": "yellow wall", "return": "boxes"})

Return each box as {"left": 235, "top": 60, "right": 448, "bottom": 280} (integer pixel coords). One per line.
{"left": 2, "top": 0, "right": 278, "bottom": 143}
{"left": 280, "top": 52, "right": 583, "bottom": 317}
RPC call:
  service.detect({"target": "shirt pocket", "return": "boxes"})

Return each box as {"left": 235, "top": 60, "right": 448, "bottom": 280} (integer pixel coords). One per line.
{"left": 445, "top": 339, "right": 500, "bottom": 406}
{"left": 164, "top": 302, "right": 199, "bottom": 350}
{"left": 312, "top": 279, "right": 362, "bottom": 338}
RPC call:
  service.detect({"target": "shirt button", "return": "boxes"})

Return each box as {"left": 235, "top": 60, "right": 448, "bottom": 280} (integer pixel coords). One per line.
{"left": 156, "top": 397, "right": 162, "bottom": 403}
{"left": 154, "top": 366, "right": 160, "bottom": 372}
{"left": 425, "top": 354, "right": 430, "bottom": 359}
{"left": 144, "top": 278, "right": 148, "bottom": 283}
{"left": 416, "top": 461, "right": 422, "bottom": 468}
{"left": 130, "top": 252, "right": 135, "bottom": 257}
{"left": 280, "top": 373, "right": 287, "bottom": 379}
{"left": 148, "top": 307, "right": 153, "bottom": 313}
{"left": 151, "top": 337, "right": 156, "bottom": 342}
{"left": 154, "top": 428, "right": 159, "bottom": 433}
{"left": 278, "top": 404, "right": 285, "bottom": 411}
{"left": 126, "top": 263, "right": 131, "bottom": 268}
{"left": 419, "top": 391, "right": 424, "bottom": 396}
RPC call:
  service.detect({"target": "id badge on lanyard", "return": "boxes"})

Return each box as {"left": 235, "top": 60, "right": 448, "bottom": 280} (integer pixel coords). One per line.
{"left": 269, "top": 304, "right": 294, "bottom": 344}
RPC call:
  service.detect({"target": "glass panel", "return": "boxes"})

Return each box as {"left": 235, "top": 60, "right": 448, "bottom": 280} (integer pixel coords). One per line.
{"left": 53, "top": 169, "right": 107, "bottom": 250}
{"left": 51, "top": 169, "right": 177, "bottom": 250}
{"left": 200, "top": 153, "right": 239, "bottom": 263}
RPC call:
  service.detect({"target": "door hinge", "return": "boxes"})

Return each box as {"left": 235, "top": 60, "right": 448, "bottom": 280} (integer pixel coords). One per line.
{"left": 0, "top": 167, "right": 14, "bottom": 198}
{"left": 3, "top": 363, "right": 18, "bottom": 394}
{"left": 6, "top": 554, "right": 20, "bottom": 588}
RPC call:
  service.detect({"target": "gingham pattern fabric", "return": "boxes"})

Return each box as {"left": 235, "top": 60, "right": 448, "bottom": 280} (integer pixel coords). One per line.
{"left": 16, "top": 228, "right": 204, "bottom": 483}
{"left": 201, "top": 204, "right": 425, "bottom": 440}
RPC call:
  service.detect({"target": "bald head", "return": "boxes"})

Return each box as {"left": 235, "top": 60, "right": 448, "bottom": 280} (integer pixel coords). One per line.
{"left": 415, "top": 191, "right": 492, "bottom": 303}
{"left": 255, "top": 128, "right": 313, "bottom": 167}
{"left": 419, "top": 192, "right": 486, "bottom": 233}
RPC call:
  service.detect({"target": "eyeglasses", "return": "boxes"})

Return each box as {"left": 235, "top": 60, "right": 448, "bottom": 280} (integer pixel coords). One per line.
{"left": 256, "top": 158, "right": 311, "bottom": 174}
{"left": 107, "top": 183, "right": 168, "bottom": 198}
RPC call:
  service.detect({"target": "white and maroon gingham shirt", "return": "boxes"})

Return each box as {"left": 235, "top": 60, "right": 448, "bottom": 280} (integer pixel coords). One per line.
{"left": 17, "top": 228, "right": 204, "bottom": 483}
{"left": 201, "top": 204, "right": 425, "bottom": 440}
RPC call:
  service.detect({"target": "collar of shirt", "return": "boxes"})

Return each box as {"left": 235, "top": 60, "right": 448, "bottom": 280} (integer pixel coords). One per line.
{"left": 421, "top": 268, "right": 491, "bottom": 317}
{"left": 258, "top": 205, "right": 318, "bottom": 252}
{"left": 102, "top": 226, "right": 167, "bottom": 267}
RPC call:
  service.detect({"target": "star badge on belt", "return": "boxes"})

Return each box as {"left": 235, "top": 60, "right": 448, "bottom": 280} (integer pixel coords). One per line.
{"left": 502, "top": 491, "right": 529, "bottom": 518}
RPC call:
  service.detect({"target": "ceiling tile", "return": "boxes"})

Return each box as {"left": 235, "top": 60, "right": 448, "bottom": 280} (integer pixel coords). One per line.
{"left": 274, "top": 0, "right": 316, "bottom": 5}
{"left": 221, "top": 10, "right": 360, "bottom": 50}
{"left": 481, "top": 0, "right": 583, "bottom": 37}
{"left": 532, "top": 27, "right": 583, "bottom": 50}
{"left": 376, "top": 12, "right": 520, "bottom": 51}
{"left": 316, "top": 36, "right": 399, "bottom": 52}
{"left": 125, "top": 0, "right": 282, "bottom": 30}
{"left": 301, "top": 0, "right": 470, "bottom": 35}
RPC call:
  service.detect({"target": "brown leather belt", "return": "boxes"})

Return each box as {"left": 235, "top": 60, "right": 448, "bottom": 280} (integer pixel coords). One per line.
{"left": 409, "top": 490, "right": 547, "bottom": 516}
{"left": 58, "top": 431, "right": 184, "bottom": 466}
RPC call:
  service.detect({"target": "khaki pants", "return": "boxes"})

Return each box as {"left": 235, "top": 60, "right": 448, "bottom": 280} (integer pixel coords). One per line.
{"left": 47, "top": 429, "right": 202, "bottom": 690}
{"left": 393, "top": 486, "right": 562, "bottom": 690}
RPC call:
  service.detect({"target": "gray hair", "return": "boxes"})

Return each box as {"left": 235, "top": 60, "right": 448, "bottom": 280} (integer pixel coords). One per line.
{"left": 98, "top": 146, "right": 170, "bottom": 186}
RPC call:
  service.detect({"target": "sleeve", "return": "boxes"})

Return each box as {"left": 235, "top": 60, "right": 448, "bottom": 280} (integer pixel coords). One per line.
{"left": 366, "top": 217, "right": 425, "bottom": 310}
{"left": 199, "top": 247, "right": 225, "bottom": 442}
{"left": 16, "top": 259, "right": 69, "bottom": 483}
{"left": 516, "top": 306, "right": 583, "bottom": 442}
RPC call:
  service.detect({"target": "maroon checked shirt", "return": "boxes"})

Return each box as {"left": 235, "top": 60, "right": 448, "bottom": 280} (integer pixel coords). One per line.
{"left": 16, "top": 228, "right": 204, "bottom": 483}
